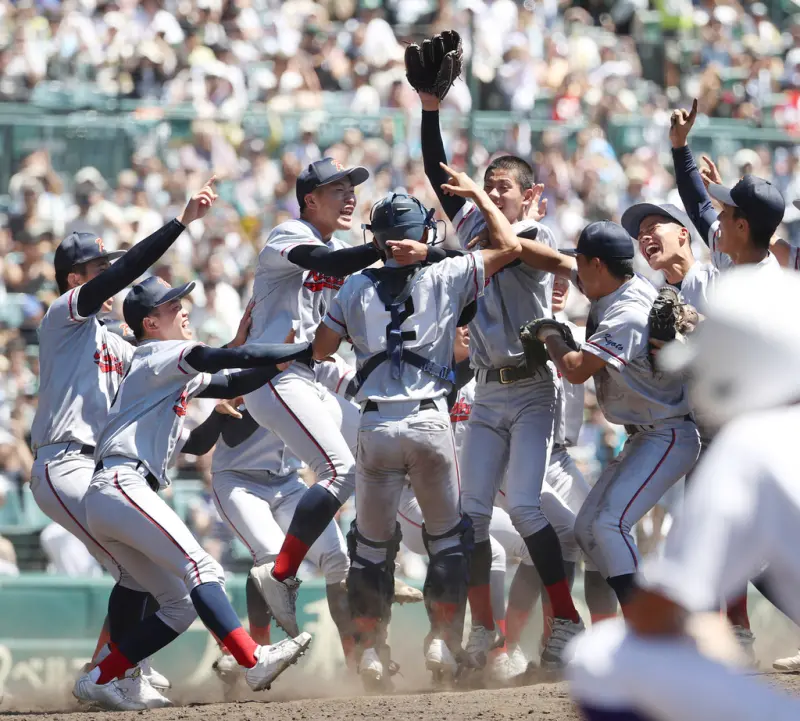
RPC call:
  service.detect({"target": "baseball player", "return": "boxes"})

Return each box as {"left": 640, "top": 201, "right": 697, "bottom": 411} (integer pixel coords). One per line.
{"left": 312, "top": 177, "right": 521, "bottom": 685}
{"left": 73, "top": 276, "right": 313, "bottom": 710}
{"left": 29, "top": 178, "right": 218, "bottom": 694}
{"left": 522, "top": 221, "right": 701, "bottom": 614}
{"left": 567, "top": 267, "right": 800, "bottom": 721}
{"left": 415, "top": 60, "right": 583, "bottom": 671}
{"left": 242, "top": 158, "right": 439, "bottom": 637}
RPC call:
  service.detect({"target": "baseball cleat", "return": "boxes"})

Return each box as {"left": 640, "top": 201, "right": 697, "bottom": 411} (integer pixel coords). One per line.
{"left": 245, "top": 632, "right": 312, "bottom": 692}
{"left": 425, "top": 637, "right": 458, "bottom": 679}
{"left": 250, "top": 562, "right": 301, "bottom": 637}
{"left": 213, "top": 652, "right": 243, "bottom": 685}
{"left": 540, "top": 618, "right": 585, "bottom": 670}
{"left": 73, "top": 669, "right": 149, "bottom": 711}
{"left": 465, "top": 622, "right": 501, "bottom": 669}
{"left": 731, "top": 626, "right": 757, "bottom": 666}
{"left": 140, "top": 657, "right": 171, "bottom": 691}
{"left": 358, "top": 647, "right": 385, "bottom": 686}
{"left": 773, "top": 649, "right": 800, "bottom": 672}
{"left": 487, "top": 650, "right": 513, "bottom": 685}
{"left": 393, "top": 578, "right": 424, "bottom": 604}
{"left": 119, "top": 668, "right": 173, "bottom": 709}
{"left": 507, "top": 644, "right": 532, "bottom": 679}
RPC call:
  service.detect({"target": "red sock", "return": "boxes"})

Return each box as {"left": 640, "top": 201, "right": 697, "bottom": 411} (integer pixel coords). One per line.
{"left": 340, "top": 634, "right": 358, "bottom": 669}
{"left": 544, "top": 580, "right": 580, "bottom": 623}
{"left": 91, "top": 620, "right": 111, "bottom": 664}
{"left": 727, "top": 595, "right": 750, "bottom": 629}
{"left": 95, "top": 646, "right": 135, "bottom": 684}
{"left": 354, "top": 617, "right": 379, "bottom": 648}
{"left": 467, "top": 585, "right": 495, "bottom": 630}
{"left": 505, "top": 605, "right": 530, "bottom": 647}
{"left": 250, "top": 623, "right": 271, "bottom": 646}
{"left": 273, "top": 534, "right": 309, "bottom": 582}
{"left": 221, "top": 627, "right": 259, "bottom": 669}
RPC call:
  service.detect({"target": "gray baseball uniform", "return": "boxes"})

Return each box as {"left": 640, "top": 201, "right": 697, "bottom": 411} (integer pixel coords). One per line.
{"left": 244, "top": 219, "right": 359, "bottom": 502}
{"left": 29, "top": 286, "right": 141, "bottom": 586}
{"left": 574, "top": 274, "right": 701, "bottom": 578}
{"left": 453, "top": 201, "right": 559, "bottom": 543}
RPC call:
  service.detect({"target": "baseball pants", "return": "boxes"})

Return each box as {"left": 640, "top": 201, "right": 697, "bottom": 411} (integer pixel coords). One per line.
{"left": 460, "top": 372, "right": 557, "bottom": 542}
{"left": 85, "top": 461, "right": 218, "bottom": 634}
{"left": 568, "top": 619, "right": 800, "bottom": 721}
{"left": 30, "top": 444, "right": 144, "bottom": 591}
{"left": 245, "top": 364, "right": 359, "bottom": 503}
{"left": 574, "top": 419, "right": 701, "bottom": 579}
{"left": 211, "top": 469, "right": 348, "bottom": 584}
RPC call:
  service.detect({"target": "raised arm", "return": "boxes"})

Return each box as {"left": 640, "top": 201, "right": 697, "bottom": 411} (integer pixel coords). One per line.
{"left": 77, "top": 178, "right": 218, "bottom": 317}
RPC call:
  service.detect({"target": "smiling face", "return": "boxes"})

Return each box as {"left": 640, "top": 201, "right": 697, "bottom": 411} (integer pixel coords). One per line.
{"left": 142, "top": 298, "right": 193, "bottom": 341}
{"left": 552, "top": 275, "right": 570, "bottom": 312}
{"left": 715, "top": 203, "right": 749, "bottom": 258}
{"left": 637, "top": 214, "right": 688, "bottom": 271}
{"left": 305, "top": 179, "right": 357, "bottom": 237}
{"left": 453, "top": 325, "right": 470, "bottom": 363}
{"left": 483, "top": 169, "right": 532, "bottom": 224}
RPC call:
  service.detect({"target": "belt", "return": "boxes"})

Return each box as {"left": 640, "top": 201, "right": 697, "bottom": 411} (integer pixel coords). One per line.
{"left": 476, "top": 365, "right": 545, "bottom": 385}
{"left": 624, "top": 413, "right": 693, "bottom": 435}
{"left": 34, "top": 442, "right": 95, "bottom": 461}
{"left": 95, "top": 459, "right": 160, "bottom": 493}
{"left": 362, "top": 398, "right": 438, "bottom": 413}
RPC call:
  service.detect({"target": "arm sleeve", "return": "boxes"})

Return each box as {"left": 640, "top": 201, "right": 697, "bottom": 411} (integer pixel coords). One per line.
{"left": 421, "top": 110, "right": 466, "bottom": 221}
{"left": 671, "top": 146, "right": 719, "bottom": 248}
{"left": 183, "top": 342, "right": 312, "bottom": 374}
{"left": 425, "top": 246, "right": 464, "bottom": 264}
{"left": 582, "top": 305, "right": 648, "bottom": 371}
{"left": 195, "top": 367, "right": 283, "bottom": 399}
{"left": 180, "top": 410, "right": 225, "bottom": 456}
{"left": 457, "top": 300, "right": 477, "bottom": 326}
{"left": 76, "top": 219, "right": 186, "bottom": 317}
{"left": 287, "top": 243, "right": 380, "bottom": 276}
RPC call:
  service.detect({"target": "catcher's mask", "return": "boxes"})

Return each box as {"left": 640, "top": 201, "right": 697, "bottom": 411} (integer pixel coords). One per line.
{"left": 363, "top": 193, "right": 438, "bottom": 255}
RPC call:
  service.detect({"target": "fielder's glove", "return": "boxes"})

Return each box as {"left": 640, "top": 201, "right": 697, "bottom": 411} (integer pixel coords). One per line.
{"left": 648, "top": 286, "right": 699, "bottom": 368}
{"left": 519, "top": 318, "right": 579, "bottom": 370}
{"left": 404, "top": 30, "right": 463, "bottom": 101}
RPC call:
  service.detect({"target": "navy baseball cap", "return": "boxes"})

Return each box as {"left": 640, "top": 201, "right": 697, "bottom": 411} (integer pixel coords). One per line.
{"left": 296, "top": 157, "right": 369, "bottom": 207}
{"left": 708, "top": 175, "right": 785, "bottom": 237}
{"left": 620, "top": 202, "right": 692, "bottom": 239}
{"left": 123, "top": 276, "right": 196, "bottom": 333}
{"left": 54, "top": 232, "right": 124, "bottom": 274}
{"left": 563, "top": 221, "right": 635, "bottom": 261}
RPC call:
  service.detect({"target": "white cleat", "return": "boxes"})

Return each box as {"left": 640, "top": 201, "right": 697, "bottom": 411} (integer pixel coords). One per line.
{"left": 732, "top": 626, "right": 757, "bottom": 666}
{"left": 140, "top": 657, "right": 171, "bottom": 691}
{"left": 118, "top": 668, "right": 173, "bottom": 709}
{"left": 213, "top": 652, "right": 243, "bottom": 685}
{"left": 507, "top": 644, "right": 532, "bottom": 679}
{"left": 250, "top": 562, "right": 301, "bottom": 637}
{"left": 245, "top": 632, "right": 312, "bottom": 692}
{"left": 465, "top": 623, "right": 499, "bottom": 669}
{"left": 358, "top": 647, "right": 385, "bottom": 685}
{"left": 541, "top": 618, "right": 585, "bottom": 670}
{"left": 488, "top": 650, "right": 516, "bottom": 685}
{"left": 773, "top": 649, "right": 800, "bottom": 672}
{"left": 425, "top": 637, "right": 458, "bottom": 678}
{"left": 73, "top": 670, "right": 149, "bottom": 711}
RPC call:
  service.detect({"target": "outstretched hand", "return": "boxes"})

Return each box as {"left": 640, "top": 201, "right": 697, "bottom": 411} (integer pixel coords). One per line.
{"left": 178, "top": 176, "right": 218, "bottom": 225}
{"left": 228, "top": 298, "right": 255, "bottom": 348}
{"left": 385, "top": 239, "right": 430, "bottom": 265}
{"left": 525, "top": 183, "right": 548, "bottom": 222}
{"left": 699, "top": 155, "right": 722, "bottom": 189}
{"left": 669, "top": 99, "right": 698, "bottom": 148}
{"left": 440, "top": 162, "right": 480, "bottom": 199}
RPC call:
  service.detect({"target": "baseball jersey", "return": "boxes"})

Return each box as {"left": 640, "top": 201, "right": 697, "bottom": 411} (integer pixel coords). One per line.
{"left": 678, "top": 261, "right": 715, "bottom": 313}
{"left": 314, "top": 353, "right": 357, "bottom": 400}
{"left": 323, "top": 253, "right": 485, "bottom": 403}
{"left": 249, "top": 219, "right": 349, "bottom": 345}
{"left": 95, "top": 340, "right": 212, "bottom": 488}
{"left": 450, "top": 377, "right": 475, "bottom": 459}
{"left": 554, "top": 318, "right": 585, "bottom": 447}
{"left": 31, "top": 286, "right": 134, "bottom": 451}
{"left": 453, "top": 202, "right": 557, "bottom": 369}
{"left": 583, "top": 274, "right": 691, "bottom": 426}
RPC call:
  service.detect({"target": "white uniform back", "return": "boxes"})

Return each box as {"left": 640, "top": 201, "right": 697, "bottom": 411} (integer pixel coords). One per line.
{"left": 250, "top": 219, "right": 349, "bottom": 344}
{"left": 554, "top": 319, "right": 585, "bottom": 446}
{"left": 211, "top": 414, "right": 302, "bottom": 478}
{"left": 583, "top": 274, "right": 691, "bottom": 426}
{"left": 324, "top": 253, "right": 485, "bottom": 403}
{"left": 453, "top": 201, "right": 556, "bottom": 369}
{"left": 31, "top": 287, "right": 134, "bottom": 450}
{"left": 95, "top": 340, "right": 211, "bottom": 487}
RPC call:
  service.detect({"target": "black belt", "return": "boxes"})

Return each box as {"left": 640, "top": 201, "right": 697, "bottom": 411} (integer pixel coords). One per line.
{"left": 363, "top": 398, "right": 438, "bottom": 413}
{"left": 624, "top": 413, "right": 693, "bottom": 435}
{"left": 35, "top": 442, "right": 95, "bottom": 461}
{"left": 483, "top": 365, "right": 538, "bottom": 385}
{"left": 95, "top": 460, "right": 159, "bottom": 493}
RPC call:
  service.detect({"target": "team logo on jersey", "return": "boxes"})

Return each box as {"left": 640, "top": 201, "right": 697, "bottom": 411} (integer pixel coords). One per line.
{"left": 94, "top": 344, "right": 124, "bottom": 375}
{"left": 303, "top": 271, "right": 345, "bottom": 292}
{"left": 173, "top": 389, "right": 189, "bottom": 417}
{"left": 450, "top": 398, "right": 472, "bottom": 423}
{"left": 601, "top": 333, "right": 624, "bottom": 352}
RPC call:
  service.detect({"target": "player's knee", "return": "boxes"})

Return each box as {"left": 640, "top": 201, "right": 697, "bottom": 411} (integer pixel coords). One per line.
{"left": 489, "top": 535, "right": 507, "bottom": 573}
{"left": 186, "top": 554, "right": 225, "bottom": 591}
{"left": 559, "top": 528, "right": 581, "bottom": 563}
{"left": 156, "top": 593, "right": 197, "bottom": 634}
{"left": 573, "top": 506, "right": 594, "bottom": 552}
{"left": 508, "top": 504, "right": 548, "bottom": 539}
{"left": 466, "top": 510, "right": 492, "bottom": 543}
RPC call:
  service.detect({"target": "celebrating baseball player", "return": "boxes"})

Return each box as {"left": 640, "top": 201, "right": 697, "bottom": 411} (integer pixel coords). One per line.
{"left": 311, "top": 176, "right": 521, "bottom": 685}
{"left": 409, "top": 30, "right": 584, "bottom": 669}
{"left": 568, "top": 267, "right": 800, "bottom": 721}
{"left": 73, "top": 276, "right": 313, "bottom": 710}
{"left": 29, "top": 177, "right": 218, "bottom": 696}
{"left": 520, "top": 221, "right": 700, "bottom": 612}
{"left": 242, "top": 158, "right": 438, "bottom": 637}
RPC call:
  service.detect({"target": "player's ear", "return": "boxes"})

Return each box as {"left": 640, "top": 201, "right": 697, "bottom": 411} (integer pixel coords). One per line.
{"left": 67, "top": 270, "right": 83, "bottom": 290}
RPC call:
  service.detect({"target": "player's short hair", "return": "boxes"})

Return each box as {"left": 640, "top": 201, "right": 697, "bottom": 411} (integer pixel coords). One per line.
{"left": 484, "top": 156, "right": 535, "bottom": 192}
{"left": 732, "top": 207, "right": 771, "bottom": 250}
{"left": 601, "top": 257, "right": 635, "bottom": 281}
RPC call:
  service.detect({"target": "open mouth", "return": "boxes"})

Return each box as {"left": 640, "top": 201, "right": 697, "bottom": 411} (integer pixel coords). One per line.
{"left": 644, "top": 241, "right": 660, "bottom": 260}
{"left": 340, "top": 205, "right": 354, "bottom": 219}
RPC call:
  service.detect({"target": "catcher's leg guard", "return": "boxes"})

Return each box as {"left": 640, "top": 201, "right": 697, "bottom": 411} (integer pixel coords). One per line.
{"left": 346, "top": 521, "right": 401, "bottom": 650}
{"left": 422, "top": 514, "right": 473, "bottom": 651}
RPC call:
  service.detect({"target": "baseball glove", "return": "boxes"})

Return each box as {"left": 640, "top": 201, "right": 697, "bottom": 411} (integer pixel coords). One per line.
{"left": 649, "top": 286, "right": 699, "bottom": 343}
{"left": 519, "top": 318, "right": 579, "bottom": 370}
{"left": 404, "top": 30, "right": 463, "bottom": 101}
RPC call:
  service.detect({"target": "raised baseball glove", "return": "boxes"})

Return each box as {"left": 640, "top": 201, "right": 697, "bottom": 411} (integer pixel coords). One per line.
{"left": 404, "top": 30, "right": 463, "bottom": 101}
{"left": 519, "top": 318, "right": 579, "bottom": 370}
{"left": 648, "top": 285, "right": 699, "bottom": 369}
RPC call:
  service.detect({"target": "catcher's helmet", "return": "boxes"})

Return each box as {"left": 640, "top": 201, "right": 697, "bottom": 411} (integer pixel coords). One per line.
{"left": 659, "top": 266, "right": 800, "bottom": 429}
{"left": 363, "top": 193, "right": 436, "bottom": 254}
